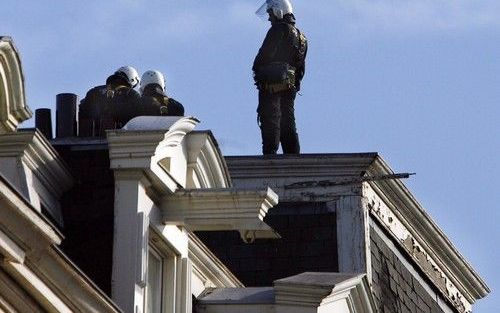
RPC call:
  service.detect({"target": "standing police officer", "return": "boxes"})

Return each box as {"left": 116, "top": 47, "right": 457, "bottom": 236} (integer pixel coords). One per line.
{"left": 253, "top": 0, "right": 307, "bottom": 155}
{"left": 79, "top": 66, "right": 141, "bottom": 136}
{"left": 140, "top": 70, "right": 185, "bottom": 117}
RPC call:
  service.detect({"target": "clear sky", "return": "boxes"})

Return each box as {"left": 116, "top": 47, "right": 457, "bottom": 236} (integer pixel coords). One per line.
{"left": 2, "top": 0, "right": 499, "bottom": 311}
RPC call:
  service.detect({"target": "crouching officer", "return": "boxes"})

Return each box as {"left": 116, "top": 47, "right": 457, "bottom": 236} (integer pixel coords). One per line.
{"left": 79, "top": 66, "right": 141, "bottom": 136}
{"left": 140, "top": 70, "right": 184, "bottom": 117}
{"left": 253, "top": 0, "right": 307, "bottom": 155}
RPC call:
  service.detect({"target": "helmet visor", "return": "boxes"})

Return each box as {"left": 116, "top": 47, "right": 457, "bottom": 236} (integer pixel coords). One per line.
{"left": 255, "top": 1, "right": 269, "bottom": 19}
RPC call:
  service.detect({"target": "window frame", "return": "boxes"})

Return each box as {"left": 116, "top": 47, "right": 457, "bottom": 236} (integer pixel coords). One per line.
{"left": 146, "top": 229, "right": 178, "bottom": 313}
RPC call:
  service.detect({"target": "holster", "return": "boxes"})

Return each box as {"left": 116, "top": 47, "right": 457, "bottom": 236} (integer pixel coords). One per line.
{"left": 255, "top": 62, "right": 296, "bottom": 93}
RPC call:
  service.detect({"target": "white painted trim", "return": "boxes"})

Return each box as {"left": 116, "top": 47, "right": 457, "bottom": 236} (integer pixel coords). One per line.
{"left": 107, "top": 117, "right": 199, "bottom": 194}
{"left": 274, "top": 273, "right": 372, "bottom": 307}
{"left": 148, "top": 230, "right": 180, "bottom": 313}
{"left": 0, "top": 176, "right": 61, "bottom": 245}
{"left": 370, "top": 220, "right": 456, "bottom": 313}
{"left": 336, "top": 195, "right": 371, "bottom": 281}
{"left": 186, "top": 132, "right": 231, "bottom": 189}
{"left": 0, "top": 228, "right": 24, "bottom": 263}
{"left": 273, "top": 273, "right": 376, "bottom": 313}
{"left": 367, "top": 157, "right": 489, "bottom": 301}
{"left": 0, "top": 130, "right": 73, "bottom": 224}
{"left": 2, "top": 260, "right": 72, "bottom": 313}
{"left": 0, "top": 37, "right": 32, "bottom": 134}
{"left": 0, "top": 268, "right": 46, "bottom": 313}
{"left": 161, "top": 188, "right": 279, "bottom": 242}
{"left": 226, "top": 154, "right": 378, "bottom": 179}
{"left": 111, "top": 172, "right": 154, "bottom": 313}
{"left": 225, "top": 154, "right": 369, "bottom": 202}
{"left": 365, "top": 183, "right": 472, "bottom": 313}
{"left": 0, "top": 136, "right": 119, "bottom": 313}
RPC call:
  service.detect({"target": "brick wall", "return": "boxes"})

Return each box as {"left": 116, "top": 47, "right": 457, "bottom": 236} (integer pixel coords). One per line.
{"left": 56, "top": 146, "right": 115, "bottom": 296}
{"left": 370, "top": 224, "right": 450, "bottom": 313}
{"left": 197, "top": 201, "right": 338, "bottom": 286}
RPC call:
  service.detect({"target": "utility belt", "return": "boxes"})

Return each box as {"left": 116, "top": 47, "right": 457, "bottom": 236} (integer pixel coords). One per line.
{"left": 255, "top": 62, "right": 296, "bottom": 93}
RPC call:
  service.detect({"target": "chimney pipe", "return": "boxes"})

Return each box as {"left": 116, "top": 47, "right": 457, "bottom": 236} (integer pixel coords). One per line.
{"left": 56, "top": 93, "right": 77, "bottom": 138}
{"left": 35, "top": 108, "right": 53, "bottom": 139}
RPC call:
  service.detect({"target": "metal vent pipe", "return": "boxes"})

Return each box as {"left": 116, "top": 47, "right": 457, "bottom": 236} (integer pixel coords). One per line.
{"left": 35, "top": 108, "right": 53, "bottom": 139}
{"left": 56, "top": 93, "right": 77, "bottom": 138}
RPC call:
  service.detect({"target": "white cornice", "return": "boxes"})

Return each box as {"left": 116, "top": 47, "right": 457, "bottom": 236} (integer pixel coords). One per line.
{"left": 188, "top": 232, "right": 243, "bottom": 288}
{"left": 161, "top": 188, "right": 279, "bottom": 242}
{"left": 226, "top": 153, "right": 378, "bottom": 178}
{"left": 0, "top": 174, "right": 62, "bottom": 248}
{"left": 2, "top": 261, "right": 73, "bottom": 312}
{"left": 0, "top": 189, "right": 120, "bottom": 312}
{"left": 274, "top": 272, "right": 375, "bottom": 312}
{"left": 33, "top": 248, "right": 122, "bottom": 312}
{"left": 0, "top": 227, "right": 25, "bottom": 263}
{"left": 107, "top": 116, "right": 199, "bottom": 193}
{"left": 108, "top": 116, "right": 198, "bottom": 164}
{"left": 226, "top": 154, "right": 375, "bottom": 202}
{"left": 0, "top": 130, "right": 73, "bottom": 196}
{"left": 0, "top": 37, "right": 32, "bottom": 134}
{"left": 366, "top": 156, "right": 490, "bottom": 308}
{"left": 0, "top": 130, "right": 73, "bottom": 224}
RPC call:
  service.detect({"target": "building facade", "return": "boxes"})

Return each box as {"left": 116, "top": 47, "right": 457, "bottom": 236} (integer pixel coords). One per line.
{"left": 0, "top": 36, "right": 490, "bottom": 313}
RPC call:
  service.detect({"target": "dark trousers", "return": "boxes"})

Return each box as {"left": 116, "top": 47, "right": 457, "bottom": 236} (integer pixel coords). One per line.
{"left": 258, "top": 90, "right": 300, "bottom": 155}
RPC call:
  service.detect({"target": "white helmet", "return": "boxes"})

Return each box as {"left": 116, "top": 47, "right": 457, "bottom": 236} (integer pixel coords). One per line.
{"left": 140, "top": 70, "right": 166, "bottom": 93}
{"left": 115, "top": 66, "right": 140, "bottom": 88}
{"left": 256, "top": 0, "right": 293, "bottom": 20}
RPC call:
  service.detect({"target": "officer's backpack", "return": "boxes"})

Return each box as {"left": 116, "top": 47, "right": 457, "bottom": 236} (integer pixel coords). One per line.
{"left": 295, "top": 27, "right": 307, "bottom": 64}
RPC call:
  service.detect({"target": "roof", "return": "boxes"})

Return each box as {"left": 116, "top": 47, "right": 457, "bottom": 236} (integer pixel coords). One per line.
{"left": 274, "top": 272, "right": 364, "bottom": 288}
{"left": 226, "top": 153, "right": 378, "bottom": 179}
{"left": 225, "top": 153, "right": 490, "bottom": 305}
{"left": 198, "top": 287, "right": 274, "bottom": 304}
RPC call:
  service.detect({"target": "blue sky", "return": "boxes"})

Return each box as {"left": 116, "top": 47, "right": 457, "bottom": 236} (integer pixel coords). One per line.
{"left": 2, "top": 1, "right": 499, "bottom": 311}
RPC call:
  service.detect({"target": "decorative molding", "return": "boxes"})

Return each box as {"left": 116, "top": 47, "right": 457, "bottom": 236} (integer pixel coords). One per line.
{"left": 0, "top": 172, "right": 62, "bottom": 246}
{"left": 0, "top": 228, "right": 25, "bottom": 263}
{"left": 107, "top": 116, "right": 199, "bottom": 193}
{"left": 364, "top": 184, "right": 472, "bottom": 313}
{"left": 226, "top": 153, "right": 378, "bottom": 179}
{"left": 0, "top": 37, "right": 32, "bottom": 134}
{"left": 225, "top": 154, "right": 373, "bottom": 202}
{"left": 274, "top": 272, "right": 375, "bottom": 312}
{"left": 108, "top": 116, "right": 198, "bottom": 163}
{"left": 225, "top": 153, "right": 488, "bottom": 306}
{"left": 0, "top": 130, "right": 73, "bottom": 224}
{"left": 0, "top": 270, "right": 46, "bottom": 313}
{"left": 186, "top": 131, "right": 231, "bottom": 189}
{"left": 32, "top": 248, "right": 123, "bottom": 313}
{"left": 0, "top": 174, "right": 119, "bottom": 312}
{"left": 366, "top": 157, "right": 489, "bottom": 301}
{"left": 161, "top": 188, "right": 279, "bottom": 243}
{"left": 2, "top": 260, "right": 73, "bottom": 312}
{"left": 197, "top": 273, "right": 375, "bottom": 313}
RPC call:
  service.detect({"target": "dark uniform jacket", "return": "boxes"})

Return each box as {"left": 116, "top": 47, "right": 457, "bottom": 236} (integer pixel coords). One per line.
{"left": 79, "top": 85, "right": 107, "bottom": 122}
{"left": 79, "top": 82, "right": 141, "bottom": 136}
{"left": 253, "top": 15, "right": 308, "bottom": 91}
{"left": 141, "top": 84, "right": 185, "bottom": 117}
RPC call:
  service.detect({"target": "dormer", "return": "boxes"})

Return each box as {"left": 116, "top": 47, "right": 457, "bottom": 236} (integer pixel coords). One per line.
{"left": 0, "top": 37, "right": 72, "bottom": 226}
{"left": 106, "top": 116, "right": 279, "bottom": 312}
